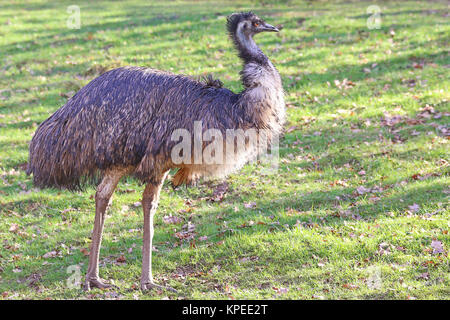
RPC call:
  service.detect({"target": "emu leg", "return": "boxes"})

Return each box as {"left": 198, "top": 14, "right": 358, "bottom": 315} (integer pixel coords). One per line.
{"left": 140, "top": 172, "right": 176, "bottom": 292}
{"left": 84, "top": 170, "right": 125, "bottom": 290}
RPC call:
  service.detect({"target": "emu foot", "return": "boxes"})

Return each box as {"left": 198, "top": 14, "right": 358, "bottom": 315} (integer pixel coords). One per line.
{"left": 140, "top": 281, "right": 178, "bottom": 293}
{"left": 84, "top": 277, "right": 116, "bottom": 291}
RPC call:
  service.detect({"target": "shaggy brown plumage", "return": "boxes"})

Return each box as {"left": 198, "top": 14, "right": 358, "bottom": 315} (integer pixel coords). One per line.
{"left": 27, "top": 13, "right": 284, "bottom": 191}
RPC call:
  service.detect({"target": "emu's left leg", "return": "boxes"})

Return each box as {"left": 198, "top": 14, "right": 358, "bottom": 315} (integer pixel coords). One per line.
{"left": 140, "top": 172, "right": 176, "bottom": 292}
{"left": 84, "top": 169, "right": 127, "bottom": 290}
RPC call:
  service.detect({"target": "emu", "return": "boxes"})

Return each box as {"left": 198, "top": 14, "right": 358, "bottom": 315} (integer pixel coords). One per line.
{"left": 27, "top": 12, "right": 285, "bottom": 292}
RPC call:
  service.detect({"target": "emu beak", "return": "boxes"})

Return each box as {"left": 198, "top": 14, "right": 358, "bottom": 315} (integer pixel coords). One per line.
{"left": 262, "top": 23, "right": 279, "bottom": 32}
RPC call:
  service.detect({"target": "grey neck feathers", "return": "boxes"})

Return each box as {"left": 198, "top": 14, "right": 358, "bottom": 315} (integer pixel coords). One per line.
{"left": 232, "top": 23, "right": 281, "bottom": 91}
{"left": 230, "top": 21, "right": 285, "bottom": 130}
{"left": 234, "top": 48, "right": 284, "bottom": 132}
{"left": 233, "top": 23, "right": 269, "bottom": 67}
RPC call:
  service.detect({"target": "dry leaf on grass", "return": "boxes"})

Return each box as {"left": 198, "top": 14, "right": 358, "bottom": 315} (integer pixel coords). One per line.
{"left": 430, "top": 240, "right": 444, "bottom": 254}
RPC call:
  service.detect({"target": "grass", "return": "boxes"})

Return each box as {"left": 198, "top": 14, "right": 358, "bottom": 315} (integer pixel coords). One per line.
{"left": 0, "top": 0, "right": 449, "bottom": 300}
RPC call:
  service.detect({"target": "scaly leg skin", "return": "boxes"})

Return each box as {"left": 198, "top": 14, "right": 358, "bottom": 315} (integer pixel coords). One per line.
{"left": 140, "top": 172, "right": 177, "bottom": 294}
{"left": 83, "top": 169, "right": 126, "bottom": 291}
{"left": 84, "top": 278, "right": 114, "bottom": 290}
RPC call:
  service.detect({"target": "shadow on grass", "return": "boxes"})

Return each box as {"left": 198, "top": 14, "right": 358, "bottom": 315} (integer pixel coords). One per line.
{"left": 1, "top": 162, "right": 446, "bottom": 293}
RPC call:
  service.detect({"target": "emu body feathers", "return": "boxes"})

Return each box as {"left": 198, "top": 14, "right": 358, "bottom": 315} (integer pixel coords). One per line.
{"left": 28, "top": 32, "right": 284, "bottom": 189}
{"left": 28, "top": 67, "right": 244, "bottom": 189}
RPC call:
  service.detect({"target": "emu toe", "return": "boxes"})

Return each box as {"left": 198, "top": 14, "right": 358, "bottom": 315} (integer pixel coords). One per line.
{"left": 83, "top": 278, "right": 116, "bottom": 291}
{"left": 140, "top": 281, "right": 178, "bottom": 293}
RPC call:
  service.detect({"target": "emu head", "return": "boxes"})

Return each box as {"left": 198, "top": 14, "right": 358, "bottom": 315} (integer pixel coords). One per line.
{"left": 227, "top": 12, "right": 279, "bottom": 38}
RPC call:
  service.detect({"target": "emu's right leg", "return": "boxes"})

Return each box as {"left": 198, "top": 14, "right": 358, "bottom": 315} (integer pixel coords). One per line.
{"left": 84, "top": 170, "right": 125, "bottom": 290}
{"left": 140, "top": 172, "right": 177, "bottom": 293}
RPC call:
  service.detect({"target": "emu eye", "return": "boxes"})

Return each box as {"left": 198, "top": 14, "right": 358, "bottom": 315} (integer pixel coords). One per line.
{"left": 253, "top": 21, "right": 260, "bottom": 27}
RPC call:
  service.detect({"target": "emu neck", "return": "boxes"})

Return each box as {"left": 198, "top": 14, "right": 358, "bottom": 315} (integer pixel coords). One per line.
{"left": 237, "top": 51, "right": 285, "bottom": 133}
{"left": 230, "top": 25, "right": 285, "bottom": 130}
{"left": 232, "top": 28, "right": 279, "bottom": 90}
{"left": 234, "top": 29, "right": 268, "bottom": 66}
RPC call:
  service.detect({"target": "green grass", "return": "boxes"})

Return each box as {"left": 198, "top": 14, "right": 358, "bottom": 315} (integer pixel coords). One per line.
{"left": 0, "top": 0, "right": 449, "bottom": 300}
